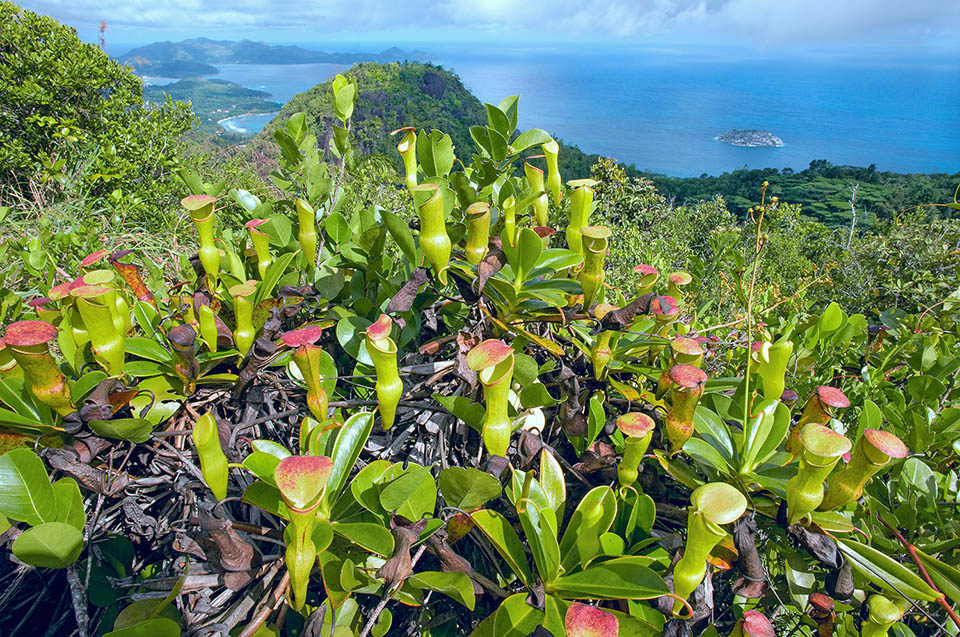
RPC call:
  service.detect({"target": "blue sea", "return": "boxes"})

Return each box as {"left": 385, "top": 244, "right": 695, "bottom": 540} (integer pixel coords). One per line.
{"left": 154, "top": 45, "right": 960, "bottom": 177}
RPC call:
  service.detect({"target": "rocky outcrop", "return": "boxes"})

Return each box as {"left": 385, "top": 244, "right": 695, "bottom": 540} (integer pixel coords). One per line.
{"left": 717, "top": 129, "right": 784, "bottom": 147}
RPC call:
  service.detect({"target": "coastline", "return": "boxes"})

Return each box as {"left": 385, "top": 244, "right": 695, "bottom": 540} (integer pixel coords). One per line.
{"left": 217, "top": 111, "right": 280, "bottom": 133}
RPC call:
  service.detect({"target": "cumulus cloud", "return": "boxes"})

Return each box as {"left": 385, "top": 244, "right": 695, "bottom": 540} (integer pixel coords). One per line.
{"left": 19, "top": 0, "right": 960, "bottom": 45}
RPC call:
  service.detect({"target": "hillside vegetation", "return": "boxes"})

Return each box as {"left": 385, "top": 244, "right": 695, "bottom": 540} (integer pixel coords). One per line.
{"left": 1, "top": 8, "right": 959, "bottom": 636}
{"left": 143, "top": 77, "right": 281, "bottom": 133}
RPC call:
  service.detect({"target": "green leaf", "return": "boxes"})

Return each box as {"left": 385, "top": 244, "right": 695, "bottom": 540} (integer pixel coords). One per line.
{"left": 325, "top": 211, "right": 351, "bottom": 244}
{"left": 379, "top": 465, "right": 436, "bottom": 522}
{"left": 549, "top": 556, "right": 669, "bottom": 599}
{"left": 104, "top": 618, "right": 181, "bottom": 637}
{"left": 254, "top": 251, "right": 296, "bottom": 306}
{"left": 693, "top": 406, "right": 735, "bottom": 463}
{"left": 88, "top": 418, "right": 154, "bottom": 443}
{"left": 0, "top": 448, "right": 56, "bottom": 525}
{"left": 516, "top": 227, "right": 542, "bottom": 282}
{"left": 837, "top": 538, "right": 940, "bottom": 602}
{"left": 332, "top": 522, "right": 394, "bottom": 556}
{"left": 382, "top": 210, "right": 417, "bottom": 265}
{"left": 242, "top": 452, "right": 283, "bottom": 485}
{"left": 12, "top": 522, "right": 84, "bottom": 568}
{"left": 433, "top": 394, "right": 485, "bottom": 432}
{"left": 438, "top": 467, "right": 502, "bottom": 510}
{"left": 334, "top": 82, "right": 356, "bottom": 121}
{"left": 586, "top": 392, "right": 606, "bottom": 450}
{"left": 818, "top": 301, "right": 844, "bottom": 332}
{"left": 512, "top": 129, "right": 553, "bottom": 153}
{"left": 683, "top": 438, "right": 732, "bottom": 474}
{"left": 518, "top": 500, "right": 561, "bottom": 584}
{"left": 485, "top": 104, "right": 511, "bottom": 138}
{"left": 124, "top": 337, "right": 173, "bottom": 363}
{"left": 322, "top": 411, "right": 374, "bottom": 512}
{"left": 492, "top": 593, "right": 544, "bottom": 637}
{"left": 53, "top": 478, "right": 85, "bottom": 530}
{"left": 901, "top": 457, "right": 938, "bottom": 506}
{"left": 471, "top": 509, "right": 532, "bottom": 586}
{"left": 409, "top": 571, "right": 476, "bottom": 610}
{"left": 539, "top": 450, "right": 566, "bottom": 521}
{"left": 916, "top": 549, "right": 960, "bottom": 607}
{"left": 242, "top": 481, "right": 290, "bottom": 520}
{"left": 416, "top": 130, "right": 455, "bottom": 178}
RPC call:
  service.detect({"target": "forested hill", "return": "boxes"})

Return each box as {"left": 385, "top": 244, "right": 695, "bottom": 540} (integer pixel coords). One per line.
{"left": 119, "top": 38, "right": 428, "bottom": 77}
{"left": 256, "top": 61, "right": 612, "bottom": 182}
{"left": 257, "top": 60, "right": 958, "bottom": 227}
{"left": 643, "top": 162, "right": 960, "bottom": 224}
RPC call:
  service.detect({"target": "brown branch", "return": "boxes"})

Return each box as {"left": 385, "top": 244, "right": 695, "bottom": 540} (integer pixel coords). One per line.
{"left": 878, "top": 515, "right": 960, "bottom": 631}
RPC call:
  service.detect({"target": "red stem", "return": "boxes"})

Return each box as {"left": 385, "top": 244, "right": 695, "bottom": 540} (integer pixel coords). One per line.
{"left": 878, "top": 515, "right": 960, "bottom": 631}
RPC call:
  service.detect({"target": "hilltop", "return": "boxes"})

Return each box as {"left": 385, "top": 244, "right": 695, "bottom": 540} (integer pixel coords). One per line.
{"left": 118, "top": 38, "right": 429, "bottom": 77}
{"left": 255, "top": 61, "right": 605, "bottom": 178}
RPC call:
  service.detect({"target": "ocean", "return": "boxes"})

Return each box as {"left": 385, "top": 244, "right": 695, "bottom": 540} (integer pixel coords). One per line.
{"left": 160, "top": 46, "right": 960, "bottom": 177}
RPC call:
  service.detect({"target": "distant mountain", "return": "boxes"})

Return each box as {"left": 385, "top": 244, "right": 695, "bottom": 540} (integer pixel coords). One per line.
{"left": 118, "top": 38, "right": 430, "bottom": 77}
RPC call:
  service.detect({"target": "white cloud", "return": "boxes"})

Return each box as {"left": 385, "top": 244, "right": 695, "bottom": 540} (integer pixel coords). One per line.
{"left": 18, "top": 0, "right": 960, "bottom": 45}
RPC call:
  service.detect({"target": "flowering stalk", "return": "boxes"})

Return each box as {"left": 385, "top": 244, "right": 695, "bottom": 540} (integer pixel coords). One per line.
{"left": 182, "top": 195, "right": 220, "bottom": 292}
{"left": 168, "top": 324, "right": 200, "bottom": 395}
{"left": 786, "top": 423, "right": 851, "bottom": 525}
{"left": 396, "top": 128, "right": 418, "bottom": 190}
{"left": 672, "top": 483, "right": 747, "bottom": 615}
{"left": 296, "top": 198, "right": 318, "bottom": 267}
{"left": 862, "top": 595, "right": 908, "bottom": 637}
{"left": 192, "top": 411, "right": 228, "bottom": 500}
{"left": 754, "top": 339, "right": 794, "bottom": 402}
{"left": 71, "top": 285, "right": 125, "bottom": 376}
{"left": 524, "top": 160, "right": 549, "bottom": 226}
{"left": 229, "top": 281, "right": 257, "bottom": 359}
{"left": 579, "top": 225, "right": 611, "bottom": 309}
{"left": 821, "top": 429, "right": 908, "bottom": 510}
{"left": 412, "top": 183, "right": 451, "bottom": 285}
{"left": 365, "top": 315, "right": 402, "bottom": 430}
{"left": 245, "top": 219, "right": 273, "bottom": 280}
{"left": 566, "top": 180, "right": 595, "bottom": 254}
{"left": 665, "top": 365, "right": 707, "bottom": 455}
{"left": 785, "top": 386, "right": 850, "bottom": 457}
{"left": 616, "top": 412, "right": 655, "bottom": 490}
{"left": 3, "top": 321, "right": 74, "bottom": 415}
{"left": 467, "top": 339, "right": 515, "bottom": 458}
{"left": 464, "top": 202, "right": 490, "bottom": 265}
{"left": 281, "top": 326, "right": 329, "bottom": 424}
{"left": 274, "top": 456, "right": 333, "bottom": 611}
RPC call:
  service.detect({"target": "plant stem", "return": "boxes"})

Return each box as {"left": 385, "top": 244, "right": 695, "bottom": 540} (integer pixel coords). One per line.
{"left": 877, "top": 516, "right": 960, "bottom": 631}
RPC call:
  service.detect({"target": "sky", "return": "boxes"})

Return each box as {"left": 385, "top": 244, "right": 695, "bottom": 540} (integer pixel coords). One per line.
{"left": 19, "top": 0, "right": 960, "bottom": 57}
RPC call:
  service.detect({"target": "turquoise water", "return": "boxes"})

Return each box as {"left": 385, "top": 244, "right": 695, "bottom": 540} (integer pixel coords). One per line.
{"left": 209, "top": 47, "right": 960, "bottom": 177}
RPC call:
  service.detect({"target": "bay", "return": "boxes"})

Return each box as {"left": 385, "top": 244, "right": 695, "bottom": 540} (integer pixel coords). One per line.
{"left": 210, "top": 46, "right": 960, "bottom": 177}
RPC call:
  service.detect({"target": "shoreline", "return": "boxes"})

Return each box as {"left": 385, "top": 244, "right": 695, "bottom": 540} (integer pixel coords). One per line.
{"left": 217, "top": 111, "right": 280, "bottom": 133}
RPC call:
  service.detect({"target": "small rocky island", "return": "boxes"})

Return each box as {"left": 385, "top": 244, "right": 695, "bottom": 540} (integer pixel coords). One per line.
{"left": 717, "top": 129, "right": 784, "bottom": 147}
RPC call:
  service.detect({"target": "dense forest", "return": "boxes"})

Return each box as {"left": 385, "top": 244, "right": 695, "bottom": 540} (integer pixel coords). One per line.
{"left": 1, "top": 3, "right": 959, "bottom": 637}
